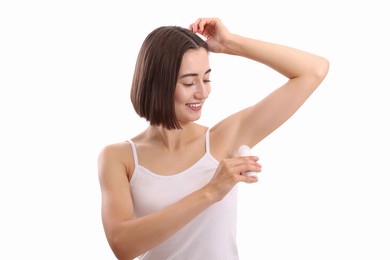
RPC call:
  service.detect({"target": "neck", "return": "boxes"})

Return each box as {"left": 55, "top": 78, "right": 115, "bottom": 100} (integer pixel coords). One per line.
{"left": 146, "top": 123, "right": 201, "bottom": 151}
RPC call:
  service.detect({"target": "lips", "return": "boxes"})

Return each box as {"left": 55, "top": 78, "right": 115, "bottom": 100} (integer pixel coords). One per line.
{"left": 186, "top": 103, "right": 203, "bottom": 111}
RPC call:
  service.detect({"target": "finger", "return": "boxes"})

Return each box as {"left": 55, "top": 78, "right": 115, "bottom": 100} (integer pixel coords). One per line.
{"left": 236, "top": 156, "right": 261, "bottom": 167}
{"left": 238, "top": 162, "right": 261, "bottom": 183}
{"left": 189, "top": 23, "right": 194, "bottom": 32}
{"left": 189, "top": 21, "right": 199, "bottom": 32}
{"left": 243, "top": 174, "right": 259, "bottom": 183}
{"left": 189, "top": 18, "right": 203, "bottom": 33}
{"left": 236, "top": 171, "right": 259, "bottom": 183}
{"left": 233, "top": 160, "right": 261, "bottom": 175}
{"left": 223, "top": 157, "right": 261, "bottom": 171}
{"left": 198, "top": 18, "right": 207, "bottom": 33}
{"left": 197, "top": 18, "right": 215, "bottom": 35}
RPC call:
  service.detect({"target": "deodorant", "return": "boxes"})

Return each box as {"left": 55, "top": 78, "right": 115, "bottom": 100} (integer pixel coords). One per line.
{"left": 238, "top": 145, "right": 258, "bottom": 178}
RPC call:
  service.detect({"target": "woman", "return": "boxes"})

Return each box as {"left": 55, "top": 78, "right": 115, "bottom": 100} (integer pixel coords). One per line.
{"left": 98, "top": 17, "right": 329, "bottom": 259}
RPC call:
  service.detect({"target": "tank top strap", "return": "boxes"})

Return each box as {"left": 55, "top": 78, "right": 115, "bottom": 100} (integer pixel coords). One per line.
{"left": 127, "top": 139, "right": 139, "bottom": 166}
{"left": 205, "top": 128, "right": 211, "bottom": 154}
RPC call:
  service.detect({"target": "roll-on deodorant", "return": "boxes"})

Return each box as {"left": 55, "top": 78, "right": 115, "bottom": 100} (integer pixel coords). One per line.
{"left": 238, "top": 145, "right": 258, "bottom": 178}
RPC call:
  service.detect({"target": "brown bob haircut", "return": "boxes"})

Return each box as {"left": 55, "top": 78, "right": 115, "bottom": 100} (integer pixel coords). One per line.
{"left": 131, "top": 26, "right": 209, "bottom": 130}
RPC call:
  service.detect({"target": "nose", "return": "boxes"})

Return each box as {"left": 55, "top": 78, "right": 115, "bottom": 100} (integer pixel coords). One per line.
{"left": 195, "top": 82, "right": 210, "bottom": 100}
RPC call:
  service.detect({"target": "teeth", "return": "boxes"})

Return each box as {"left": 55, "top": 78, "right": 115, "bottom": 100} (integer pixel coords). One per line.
{"left": 187, "top": 103, "right": 201, "bottom": 108}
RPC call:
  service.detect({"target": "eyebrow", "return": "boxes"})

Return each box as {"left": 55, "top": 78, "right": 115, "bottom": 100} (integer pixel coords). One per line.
{"left": 179, "top": 69, "right": 211, "bottom": 79}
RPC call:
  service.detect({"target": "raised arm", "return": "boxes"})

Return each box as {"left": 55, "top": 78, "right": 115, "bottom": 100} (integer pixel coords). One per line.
{"left": 190, "top": 18, "right": 329, "bottom": 154}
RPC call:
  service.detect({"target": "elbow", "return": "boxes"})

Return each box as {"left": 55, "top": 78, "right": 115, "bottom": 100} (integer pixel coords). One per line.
{"left": 297, "top": 57, "right": 329, "bottom": 92}
{"left": 313, "top": 56, "right": 330, "bottom": 83}
{"left": 109, "top": 234, "right": 139, "bottom": 260}
{"left": 110, "top": 243, "right": 137, "bottom": 260}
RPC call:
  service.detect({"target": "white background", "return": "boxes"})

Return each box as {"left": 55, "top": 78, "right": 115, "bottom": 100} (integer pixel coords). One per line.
{"left": 1, "top": 0, "right": 389, "bottom": 259}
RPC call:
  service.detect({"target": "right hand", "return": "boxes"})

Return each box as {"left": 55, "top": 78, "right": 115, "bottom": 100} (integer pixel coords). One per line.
{"left": 207, "top": 156, "right": 261, "bottom": 201}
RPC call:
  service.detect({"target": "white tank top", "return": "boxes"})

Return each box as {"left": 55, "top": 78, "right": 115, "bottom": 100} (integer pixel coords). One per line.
{"left": 128, "top": 129, "right": 239, "bottom": 260}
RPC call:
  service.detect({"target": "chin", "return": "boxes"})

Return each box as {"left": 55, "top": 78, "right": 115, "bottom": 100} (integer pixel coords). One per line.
{"left": 178, "top": 116, "right": 202, "bottom": 125}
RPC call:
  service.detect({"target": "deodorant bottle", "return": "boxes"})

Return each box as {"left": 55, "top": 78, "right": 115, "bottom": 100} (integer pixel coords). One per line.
{"left": 238, "top": 145, "right": 258, "bottom": 178}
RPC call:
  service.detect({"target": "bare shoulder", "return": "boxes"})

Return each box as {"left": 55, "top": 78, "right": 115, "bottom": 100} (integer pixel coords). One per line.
{"left": 98, "top": 141, "right": 135, "bottom": 181}
{"left": 98, "top": 141, "right": 133, "bottom": 160}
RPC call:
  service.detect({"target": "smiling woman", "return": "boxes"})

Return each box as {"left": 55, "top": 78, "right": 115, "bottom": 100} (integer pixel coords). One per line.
{"left": 98, "top": 17, "right": 328, "bottom": 260}
{"left": 130, "top": 26, "right": 209, "bottom": 130}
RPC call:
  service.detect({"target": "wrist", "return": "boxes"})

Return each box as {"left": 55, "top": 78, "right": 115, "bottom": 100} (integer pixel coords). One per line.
{"left": 222, "top": 33, "right": 245, "bottom": 56}
{"left": 200, "top": 184, "right": 219, "bottom": 203}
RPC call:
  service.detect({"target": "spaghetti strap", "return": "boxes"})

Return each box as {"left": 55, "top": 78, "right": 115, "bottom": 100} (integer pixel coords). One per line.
{"left": 205, "top": 128, "right": 211, "bottom": 154}
{"left": 205, "top": 128, "right": 219, "bottom": 164}
{"left": 127, "top": 139, "right": 139, "bottom": 166}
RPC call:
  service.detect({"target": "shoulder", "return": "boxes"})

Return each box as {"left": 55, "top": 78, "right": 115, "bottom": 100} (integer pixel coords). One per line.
{"left": 98, "top": 141, "right": 133, "bottom": 163}
{"left": 98, "top": 141, "right": 135, "bottom": 181}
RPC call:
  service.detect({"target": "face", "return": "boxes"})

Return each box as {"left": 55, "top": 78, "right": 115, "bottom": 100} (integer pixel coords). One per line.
{"left": 174, "top": 48, "right": 211, "bottom": 125}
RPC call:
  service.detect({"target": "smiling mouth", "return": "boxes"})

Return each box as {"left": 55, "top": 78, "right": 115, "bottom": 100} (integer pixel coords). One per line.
{"left": 186, "top": 103, "right": 202, "bottom": 108}
{"left": 185, "top": 103, "right": 203, "bottom": 111}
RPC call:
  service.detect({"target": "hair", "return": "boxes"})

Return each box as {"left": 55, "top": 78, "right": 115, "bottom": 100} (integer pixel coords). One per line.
{"left": 130, "top": 26, "right": 209, "bottom": 130}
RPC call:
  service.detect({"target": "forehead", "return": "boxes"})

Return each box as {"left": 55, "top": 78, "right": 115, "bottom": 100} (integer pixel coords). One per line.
{"left": 179, "top": 48, "right": 210, "bottom": 75}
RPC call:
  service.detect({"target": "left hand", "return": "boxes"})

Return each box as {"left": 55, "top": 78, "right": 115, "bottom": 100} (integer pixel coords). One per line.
{"left": 189, "top": 17, "right": 231, "bottom": 53}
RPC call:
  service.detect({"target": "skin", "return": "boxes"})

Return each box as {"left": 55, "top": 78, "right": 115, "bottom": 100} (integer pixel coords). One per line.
{"left": 98, "top": 17, "right": 329, "bottom": 259}
{"left": 174, "top": 48, "right": 211, "bottom": 127}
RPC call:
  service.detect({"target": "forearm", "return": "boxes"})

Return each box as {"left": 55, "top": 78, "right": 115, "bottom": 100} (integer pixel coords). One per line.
{"left": 111, "top": 186, "right": 216, "bottom": 260}
{"left": 222, "top": 33, "right": 328, "bottom": 79}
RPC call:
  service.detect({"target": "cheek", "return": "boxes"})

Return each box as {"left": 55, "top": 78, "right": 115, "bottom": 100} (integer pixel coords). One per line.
{"left": 174, "top": 87, "right": 191, "bottom": 103}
